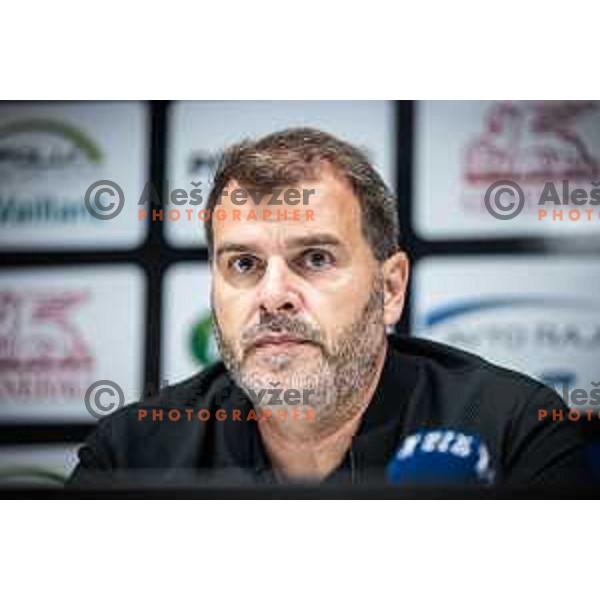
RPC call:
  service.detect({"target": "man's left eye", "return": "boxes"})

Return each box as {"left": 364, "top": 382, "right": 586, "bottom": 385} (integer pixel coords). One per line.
{"left": 298, "top": 249, "right": 335, "bottom": 270}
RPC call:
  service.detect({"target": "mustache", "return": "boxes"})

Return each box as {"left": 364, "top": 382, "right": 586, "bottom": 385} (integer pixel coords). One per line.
{"left": 241, "top": 312, "right": 323, "bottom": 350}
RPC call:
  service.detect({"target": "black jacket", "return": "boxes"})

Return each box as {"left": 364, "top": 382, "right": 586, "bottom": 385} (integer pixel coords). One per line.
{"left": 68, "top": 336, "right": 590, "bottom": 487}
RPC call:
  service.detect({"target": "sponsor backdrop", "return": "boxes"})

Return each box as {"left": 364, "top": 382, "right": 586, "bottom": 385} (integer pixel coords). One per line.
{"left": 0, "top": 101, "right": 598, "bottom": 485}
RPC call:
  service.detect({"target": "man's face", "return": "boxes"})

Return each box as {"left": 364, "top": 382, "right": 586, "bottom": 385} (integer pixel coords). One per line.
{"left": 210, "top": 168, "right": 394, "bottom": 418}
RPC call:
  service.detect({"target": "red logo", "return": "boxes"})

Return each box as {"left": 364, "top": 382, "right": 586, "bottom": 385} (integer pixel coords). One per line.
{"left": 0, "top": 290, "right": 95, "bottom": 404}
{"left": 465, "top": 101, "right": 600, "bottom": 184}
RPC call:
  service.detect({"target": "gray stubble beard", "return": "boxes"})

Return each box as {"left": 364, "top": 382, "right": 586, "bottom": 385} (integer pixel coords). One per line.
{"left": 213, "top": 274, "right": 387, "bottom": 435}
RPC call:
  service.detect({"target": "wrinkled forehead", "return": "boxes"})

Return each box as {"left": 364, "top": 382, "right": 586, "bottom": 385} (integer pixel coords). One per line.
{"left": 213, "top": 170, "right": 365, "bottom": 253}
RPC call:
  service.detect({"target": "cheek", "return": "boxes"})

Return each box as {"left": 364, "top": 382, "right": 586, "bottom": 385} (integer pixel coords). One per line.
{"left": 304, "top": 279, "right": 369, "bottom": 333}
{"left": 214, "top": 284, "right": 251, "bottom": 336}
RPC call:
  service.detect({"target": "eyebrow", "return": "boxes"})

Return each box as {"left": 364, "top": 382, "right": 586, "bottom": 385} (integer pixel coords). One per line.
{"left": 215, "top": 234, "right": 343, "bottom": 260}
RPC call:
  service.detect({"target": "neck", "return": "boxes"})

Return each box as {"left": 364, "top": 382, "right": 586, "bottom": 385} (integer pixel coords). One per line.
{"left": 257, "top": 339, "right": 388, "bottom": 481}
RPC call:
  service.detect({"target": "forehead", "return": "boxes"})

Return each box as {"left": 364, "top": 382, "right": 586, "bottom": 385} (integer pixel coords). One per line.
{"left": 212, "top": 169, "right": 364, "bottom": 250}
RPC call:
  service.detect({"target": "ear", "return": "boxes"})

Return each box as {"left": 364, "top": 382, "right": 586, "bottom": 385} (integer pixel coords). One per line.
{"left": 381, "top": 251, "right": 410, "bottom": 327}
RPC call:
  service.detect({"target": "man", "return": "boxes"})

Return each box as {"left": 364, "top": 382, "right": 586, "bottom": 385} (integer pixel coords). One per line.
{"left": 69, "top": 128, "right": 590, "bottom": 487}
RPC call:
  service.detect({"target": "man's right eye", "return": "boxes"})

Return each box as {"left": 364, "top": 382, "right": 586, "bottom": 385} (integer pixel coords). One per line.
{"left": 228, "top": 255, "right": 259, "bottom": 274}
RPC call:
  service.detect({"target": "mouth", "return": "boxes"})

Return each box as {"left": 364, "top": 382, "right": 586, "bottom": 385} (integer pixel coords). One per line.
{"left": 248, "top": 334, "right": 312, "bottom": 352}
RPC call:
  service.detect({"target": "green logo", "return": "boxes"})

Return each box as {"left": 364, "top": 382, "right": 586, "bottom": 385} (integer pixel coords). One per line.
{"left": 0, "top": 118, "right": 104, "bottom": 165}
{"left": 0, "top": 467, "right": 67, "bottom": 486}
{"left": 189, "top": 312, "right": 220, "bottom": 367}
{"left": 0, "top": 118, "right": 105, "bottom": 226}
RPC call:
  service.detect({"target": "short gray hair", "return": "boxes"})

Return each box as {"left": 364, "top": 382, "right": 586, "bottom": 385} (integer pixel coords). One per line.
{"left": 205, "top": 127, "right": 400, "bottom": 261}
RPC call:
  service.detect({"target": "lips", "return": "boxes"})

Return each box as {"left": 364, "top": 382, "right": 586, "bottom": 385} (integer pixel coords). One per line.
{"left": 251, "top": 334, "right": 308, "bottom": 349}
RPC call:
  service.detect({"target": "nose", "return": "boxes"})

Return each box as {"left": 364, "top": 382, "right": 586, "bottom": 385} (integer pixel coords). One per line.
{"left": 256, "top": 257, "right": 301, "bottom": 315}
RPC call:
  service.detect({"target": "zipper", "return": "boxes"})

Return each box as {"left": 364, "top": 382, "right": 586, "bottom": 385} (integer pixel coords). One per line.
{"left": 349, "top": 443, "right": 356, "bottom": 484}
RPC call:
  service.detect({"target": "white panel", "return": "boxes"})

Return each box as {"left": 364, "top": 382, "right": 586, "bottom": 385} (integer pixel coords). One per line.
{"left": 0, "top": 265, "right": 145, "bottom": 423}
{"left": 0, "top": 101, "right": 149, "bottom": 249}
{"left": 412, "top": 256, "right": 600, "bottom": 408}
{"left": 0, "top": 444, "right": 80, "bottom": 486}
{"left": 165, "top": 100, "right": 395, "bottom": 246}
{"left": 414, "top": 100, "right": 600, "bottom": 239}
{"left": 161, "top": 263, "right": 217, "bottom": 385}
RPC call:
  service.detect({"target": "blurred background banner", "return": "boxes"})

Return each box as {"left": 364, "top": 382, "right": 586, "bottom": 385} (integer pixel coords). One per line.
{"left": 413, "top": 100, "right": 600, "bottom": 240}
{"left": 165, "top": 100, "right": 395, "bottom": 246}
{"left": 161, "top": 262, "right": 215, "bottom": 385}
{"left": 0, "top": 444, "right": 79, "bottom": 486}
{"left": 0, "top": 100, "right": 598, "bottom": 485}
{"left": 0, "top": 101, "right": 149, "bottom": 250}
{"left": 0, "top": 266, "right": 145, "bottom": 424}
{"left": 412, "top": 256, "right": 600, "bottom": 404}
